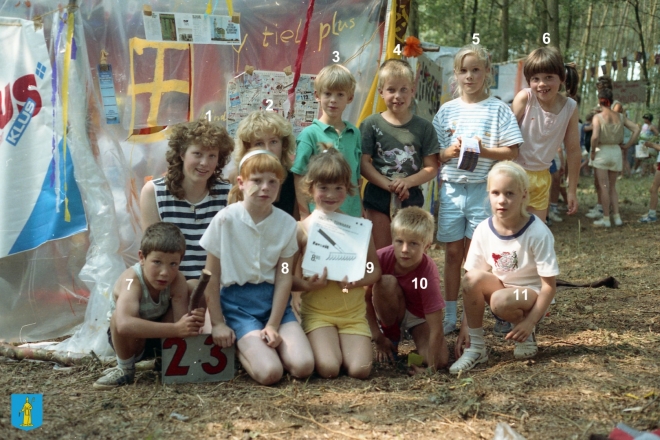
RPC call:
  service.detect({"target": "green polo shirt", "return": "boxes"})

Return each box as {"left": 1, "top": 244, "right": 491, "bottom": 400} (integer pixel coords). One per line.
{"left": 292, "top": 119, "right": 362, "bottom": 217}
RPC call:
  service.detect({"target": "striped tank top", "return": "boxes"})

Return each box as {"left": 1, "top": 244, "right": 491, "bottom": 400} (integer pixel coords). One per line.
{"left": 152, "top": 177, "right": 230, "bottom": 280}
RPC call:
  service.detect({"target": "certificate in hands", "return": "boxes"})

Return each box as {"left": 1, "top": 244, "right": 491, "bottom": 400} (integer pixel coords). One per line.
{"left": 302, "top": 211, "right": 372, "bottom": 283}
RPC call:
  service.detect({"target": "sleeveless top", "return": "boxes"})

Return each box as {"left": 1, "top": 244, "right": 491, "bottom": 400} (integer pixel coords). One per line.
{"left": 152, "top": 176, "right": 230, "bottom": 280}
{"left": 515, "top": 88, "right": 576, "bottom": 171}
{"left": 108, "top": 263, "right": 171, "bottom": 321}
{"left": 596, "top": 113, "right": 624, "bottom": 145}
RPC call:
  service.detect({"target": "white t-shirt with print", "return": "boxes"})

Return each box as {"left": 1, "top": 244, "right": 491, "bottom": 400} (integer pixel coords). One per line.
{"left": 464, "top": 215, "right": 559, "bottom": 293}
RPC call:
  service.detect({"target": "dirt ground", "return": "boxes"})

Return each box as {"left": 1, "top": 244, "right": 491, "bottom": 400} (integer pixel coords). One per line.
{"left": 1, "top": 175, "right": 659, "bottom": 440}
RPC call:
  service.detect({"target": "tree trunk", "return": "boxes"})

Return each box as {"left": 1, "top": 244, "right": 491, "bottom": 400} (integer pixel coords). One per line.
{"left": 578, "top": 1, "right": 593, "bottom": 100}
{"left": 500, "top": 0, "right": 510, "bottom": 62}
{"left": 547, "top": 0, "right": 560, "bottom": 50}
{"left": 538, "top": 0, "right": 548, "bottom": 47}
{"left": 470, "top": 0, "right": 479, "bottom": 44}
{"left": 631, "top": 0, "right": 650, "bottom": 106}
{"left": 409, "top": 0, "right": 419, "bottom": 38}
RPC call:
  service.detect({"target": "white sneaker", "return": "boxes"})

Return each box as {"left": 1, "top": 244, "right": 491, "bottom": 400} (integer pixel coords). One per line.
{"left": 612, "top": 214, "right": 623, "bottom": 226}
{"left": 593, "top": 218, "right": 611, "bottom": 227}
{"left": 585, "top": 209, "right": 603, "bottom": 219}
{"left": 449, "top": 347, "right": 488, "bottom": 374}
{"left": 514, "top": 332, "right": 538, "bottom": 359}
{"left": 548, "top": 211, "right": 563, "bottom": 222}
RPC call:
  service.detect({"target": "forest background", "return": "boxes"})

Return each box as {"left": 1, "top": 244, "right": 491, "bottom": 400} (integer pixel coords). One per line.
{"left": 411, "top": 0, "right": 660, "bottom": 120}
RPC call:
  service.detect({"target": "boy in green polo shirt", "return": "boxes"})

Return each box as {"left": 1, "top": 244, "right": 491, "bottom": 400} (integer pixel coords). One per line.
{"left": 292, "top": 64, "right": 362, "bottom": 218}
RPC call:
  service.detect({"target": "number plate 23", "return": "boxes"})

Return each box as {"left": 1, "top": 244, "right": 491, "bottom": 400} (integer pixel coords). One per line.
{"left": 161, "top": 334, "right": 235, "bottom": 384}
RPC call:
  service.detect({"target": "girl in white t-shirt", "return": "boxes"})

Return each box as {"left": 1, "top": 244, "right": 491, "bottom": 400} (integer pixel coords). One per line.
{"left": 450, "top": 161, "right": 559, "bottom": 375}
{"left": 200, "top": 150, "right": 314, "bottom": 385}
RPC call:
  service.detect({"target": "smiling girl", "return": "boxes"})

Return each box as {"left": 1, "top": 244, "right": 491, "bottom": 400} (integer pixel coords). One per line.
{"left": 450, "top": 161, "right": 559, "bottom": 374}
{"left": 512, "top": 47, "right": 580, "bottom": 221}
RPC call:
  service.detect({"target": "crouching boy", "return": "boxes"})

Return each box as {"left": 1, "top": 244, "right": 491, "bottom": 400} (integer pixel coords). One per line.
{"left": 94, "top": 223, "right": 204, "bottom": 389}
{"left": 366, "top": 207, "right": 449, "bottom": 373}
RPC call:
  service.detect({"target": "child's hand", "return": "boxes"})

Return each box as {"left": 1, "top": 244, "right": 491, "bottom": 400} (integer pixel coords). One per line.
{"left": 505, "top": 320, "right": 535, "bottom": 343}
{"left": 260, "top": 325, "right": 282, "bottom": 348}
{"left": 397, "top": 188, "right": 410, "bottom": 201}
{"left": 306, "top": 267, "right": 328, "bottom": 291}
{"left": 455, "top": 326, "right": 470, "bottom": 359}
{"left": 374, "top": 334, "right": 396, "bottom": 363}
{"left": 175, "top": 310, "right": 205, "bottom": 338}
{"left": 211, "top": 322, "right": 236, "bottom": 348}
{"left": 444, "top": 138, "right": 462, "bottom": 162}
{"left": 389, "top": 178, "right": 410, "bottom": 196}
{"left": 291, "top": 291, "right": 302, "bottom": 314}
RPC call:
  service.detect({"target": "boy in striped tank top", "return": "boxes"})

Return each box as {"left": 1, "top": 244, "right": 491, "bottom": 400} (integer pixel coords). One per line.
{"left": 94, "top": 223, "right": 205, "bottom": 389}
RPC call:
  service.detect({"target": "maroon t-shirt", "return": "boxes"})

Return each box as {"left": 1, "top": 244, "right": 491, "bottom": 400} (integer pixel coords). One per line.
{"left": 377, "top": 245, "right": 445, "bottom": 318}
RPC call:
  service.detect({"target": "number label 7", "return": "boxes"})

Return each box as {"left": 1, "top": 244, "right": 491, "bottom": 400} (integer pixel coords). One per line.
{"left": 125, "top": 279, "right": 133, "bottom": 289}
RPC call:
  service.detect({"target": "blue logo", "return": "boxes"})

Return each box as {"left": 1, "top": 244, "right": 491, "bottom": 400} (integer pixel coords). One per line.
{"left": 6, "top": 97, "right": 37, "bottom": 146}
{"left": 11, "top": 394, "right": 43, "bottom": 431}
{"left": 35, "top": 62, "right": 47, "bottom": 79}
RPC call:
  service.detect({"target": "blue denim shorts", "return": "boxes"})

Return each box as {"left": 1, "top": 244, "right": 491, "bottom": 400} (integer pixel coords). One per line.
{"left": 221, "top": 282, "right": 297, "bottom": 341}
{"left": 436, "top": 181, "right": 489, "bottom": 242}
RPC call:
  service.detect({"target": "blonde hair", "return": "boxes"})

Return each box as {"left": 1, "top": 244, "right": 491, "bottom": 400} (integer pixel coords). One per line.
{"left": 391, "top": 207, "right": 434, "bottom": 246}
{"left": 452, "top": 44, "right": 493, "bottom": 98}
{"left": 314, "top": 64, "right": 356, "bottom": 95}
{"left": 228, "top": 152, "right": 286, "bottom": 203}
{"left": 487, "top": 161, "right": 530, "bottom": 218}
{"left": 234, "top": 111, "right": 295, "bottom": 170}
{"left": 377, "top": 59, "right": 415, "bottom": 90}
{"left": 303, "top": 143, "right": 355, "bottom": 198}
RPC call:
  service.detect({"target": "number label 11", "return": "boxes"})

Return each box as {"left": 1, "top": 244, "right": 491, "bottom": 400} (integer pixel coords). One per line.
{"left": 161, "top": 334, "right": 235, "bottom": 384}
{"left": 514, "top": 288, "right": 528, "bottom": 301}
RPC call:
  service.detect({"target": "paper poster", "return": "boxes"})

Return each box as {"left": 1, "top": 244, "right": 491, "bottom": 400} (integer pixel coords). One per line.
{"left": 226, "top": 70, "right": 319, "bottom": 137}
{"left": 143, "top": 10, "right": 241, "bottom": 45}
{"left": 457, "top": 137, "right": 480, "bottom": 172}
{"left": 302, "top": 211, "right": 372, "bottom": 283}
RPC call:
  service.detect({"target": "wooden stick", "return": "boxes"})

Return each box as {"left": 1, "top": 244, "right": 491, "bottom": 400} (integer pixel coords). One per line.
{"left": 188, "top": 269, "right": 212, "bottom": 312}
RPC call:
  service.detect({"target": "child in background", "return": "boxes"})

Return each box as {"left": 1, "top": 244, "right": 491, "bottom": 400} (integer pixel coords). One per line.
{"left": 360, "top": 59, "right": 440, "bottom": 250}
{"left": 639, "top": 139, "right": 660, "bottom": 223}
{"left": 366, "top": 207, "right": 448, "bottom": 373}
{"left": 433, "top": 44, "right": 523, "bottom": 335}
{"left": 297, "top": 145, "right": 381, "bottom": 379}
{"left": 94, "top": 223, "right": 204, "bottom": 389}
{"left": 292, "top": 64, "right": 362, "bottom": 219}
{"left": 201, "top": 151, "right": 314, "bottom": 385}
{"left": 512, "top": 47, "right": 581, "bottom": 221}
{"left": 589, "top": 86, "right": 640, "bottom": 227}
{"left": 230, "top": 111, "right": 298, "bottom": 218}
{"left": 451, "top": 161, "right": 559, "bottom": 374}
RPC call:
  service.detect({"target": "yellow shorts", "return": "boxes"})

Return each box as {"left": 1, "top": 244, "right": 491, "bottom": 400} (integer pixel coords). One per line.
{"left": 300, "top": 283, "right": 371, "bottom": 337}
{"left": 526, "top": 169, "right": 551, "bottom": 211}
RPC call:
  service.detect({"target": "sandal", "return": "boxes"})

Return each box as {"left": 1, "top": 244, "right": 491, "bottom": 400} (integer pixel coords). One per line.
{"left": 449, "top": 347, "right": 488, "bottom": 375}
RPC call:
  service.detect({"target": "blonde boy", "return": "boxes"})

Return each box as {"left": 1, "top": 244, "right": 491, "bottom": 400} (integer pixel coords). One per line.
{"left": 366, "top": 207, "right": 448, "bottom": 373}
{"left": 292, "top": 64, "right": 362, "bottom": 218}
{"left": 94, "top": 223, "right": 204, "bottom": 390}
{"left": 360, "top": 59, "right": 440, "bottom": 249}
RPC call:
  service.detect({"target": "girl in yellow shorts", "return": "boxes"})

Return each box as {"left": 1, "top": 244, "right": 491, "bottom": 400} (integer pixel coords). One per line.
{"left": 295, "top": 145, "right": 381, "bottom": 379}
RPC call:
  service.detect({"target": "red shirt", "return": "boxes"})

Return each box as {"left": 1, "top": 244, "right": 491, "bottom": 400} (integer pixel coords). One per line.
{"left": 377, "top": 245, "right": 445, "bottom": 318}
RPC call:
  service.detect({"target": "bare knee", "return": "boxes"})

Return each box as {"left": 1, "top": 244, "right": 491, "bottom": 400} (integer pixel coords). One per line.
{"left": 288, "top": 356, "right": 314, "bottom": 379}
{"left": 316, "top": 359, "right": 341, "bottom": 379}
{"left": 445, "top": 243, "right": 466, "bottom": 264}
{"left": 251, "top": 362, "right": 283, "bottom": 386}
{"left": 461, "top": 270, "right": 486, "bottom": 294}
{"left": 346, "top": 362, "right": 371, "bottom": 380}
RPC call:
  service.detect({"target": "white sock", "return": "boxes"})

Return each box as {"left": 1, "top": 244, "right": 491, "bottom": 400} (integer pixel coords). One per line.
{"left": 524, "top": 332, "right": 535, "bottom": 342}
{"left": 117, "top": 355, "right": 135, "bottom": 373}
{"left": 650, "top": 210, "right": 657, "bottom": 216}
{"left": 550, "top": 203, "right": 558, "bottom": 213}
{"left": 444, "top": 301, "right": 457, "bottom": 324}
{"left": 467, "top": 327, "right": 485, "bottom": 351}
{"left": 596, "top": 204, "right": 602, "bottom": 211}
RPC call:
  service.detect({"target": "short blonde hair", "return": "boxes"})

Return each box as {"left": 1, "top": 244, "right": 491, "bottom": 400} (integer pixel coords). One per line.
{"left": 391, "top": 207, "right": 435, "bottom": 246}
{"left": 487, "top": 161, "right": 530, "bottom": 218}
{"left": 302, "top": 144, "right": 355, "bottom": 198}
{"left": 234, "top": 111, "right": 295, "bottom": 170}
{"left": 314, "top": 64, "right": 356, "bottom": 95}
{"left": 452, "top": 44, "right": 493, "bottom": 98}
{"left": 377, "top": 59, "right": 414, "bottom": 90}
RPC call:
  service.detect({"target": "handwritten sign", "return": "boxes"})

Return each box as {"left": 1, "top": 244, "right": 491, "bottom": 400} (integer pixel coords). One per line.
{"left": 613, "top": 81, "right": 646, "bottom": 104}
{"left": 161, "top": 334, "right": 235, "bottom": 384}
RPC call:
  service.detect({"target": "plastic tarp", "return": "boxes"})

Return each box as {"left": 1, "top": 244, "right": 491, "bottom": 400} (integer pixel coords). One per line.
{"left": 0, "top": 0, "right": 387, "bottom": 355}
